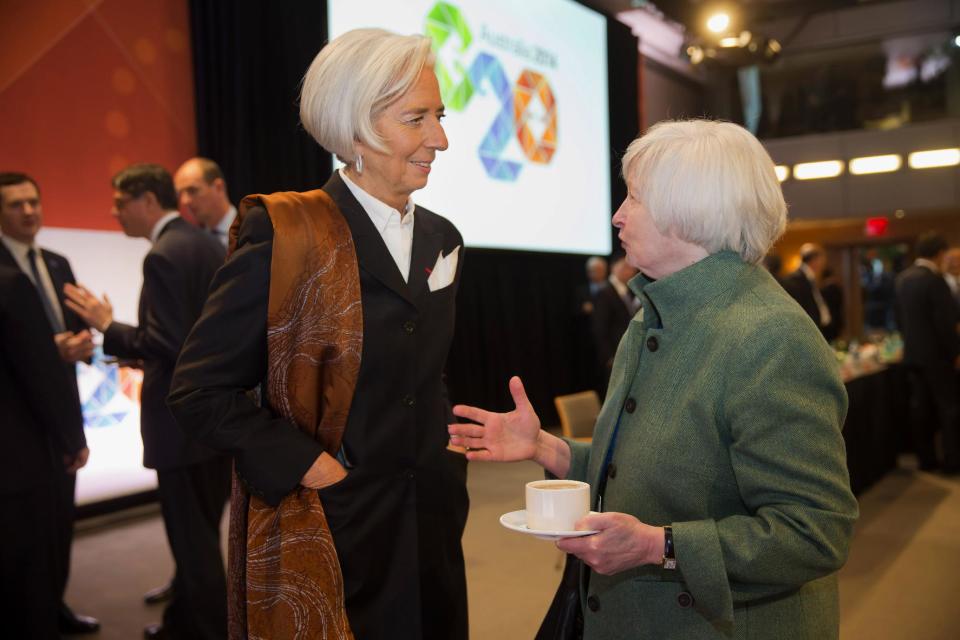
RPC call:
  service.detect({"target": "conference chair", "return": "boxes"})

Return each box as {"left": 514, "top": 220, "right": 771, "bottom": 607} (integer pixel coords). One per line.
{"left": 554, "top": 391, "right": 600, "bottom": 443}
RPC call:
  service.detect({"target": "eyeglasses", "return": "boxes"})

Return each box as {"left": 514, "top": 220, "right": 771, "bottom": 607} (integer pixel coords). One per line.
{"left": 113, "top": 193, "right": 141, "bottom": 210}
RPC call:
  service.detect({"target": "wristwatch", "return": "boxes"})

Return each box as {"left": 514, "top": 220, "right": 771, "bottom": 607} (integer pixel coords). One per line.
{"left": 662, "top": 526, "right": 677, "bottom": 570}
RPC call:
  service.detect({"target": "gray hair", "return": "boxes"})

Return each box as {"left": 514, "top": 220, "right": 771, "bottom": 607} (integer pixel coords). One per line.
{"left": 299, "top": 28, "right": 435, "bottom": 164}
{"left": 621, "top": 119, "right": 787, "bottom": 264}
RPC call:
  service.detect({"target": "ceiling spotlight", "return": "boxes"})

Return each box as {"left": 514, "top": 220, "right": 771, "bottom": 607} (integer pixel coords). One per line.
{"left": 954, "top": 34, "right": 960, "bottom": 47}
{"left": 706, "top": 12, "right": 730, "bottom": 34}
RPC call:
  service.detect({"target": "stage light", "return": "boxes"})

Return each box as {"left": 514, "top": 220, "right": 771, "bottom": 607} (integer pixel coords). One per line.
{"left": 774, "top": 165, "right": 789, "bottom": 182}
{"left": 793, "top": 160, "right": 844, "bottom": 180}
{"left": 849, "top": 154, "right": 902, "bottom": 175}
{"left": 706, "top": 12, "right": 730, "bottom": 33}
{"left": 908, "top": 148, "right": 960, "bottom": 169}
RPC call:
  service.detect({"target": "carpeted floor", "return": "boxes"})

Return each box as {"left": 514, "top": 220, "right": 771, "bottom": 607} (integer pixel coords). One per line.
{"left": 66, "top": 457, "right": 960, "bottom": 639}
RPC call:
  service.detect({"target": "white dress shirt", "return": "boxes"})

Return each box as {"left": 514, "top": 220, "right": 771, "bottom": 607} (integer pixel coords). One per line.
{"left": 1, "top": 234, "right": 66, "bottom": 331}
{"left": 340, "top": 169, "right": 414, "bottom": 282}
{"left": 212, "top": 206, "right": 237, "bottom": 248}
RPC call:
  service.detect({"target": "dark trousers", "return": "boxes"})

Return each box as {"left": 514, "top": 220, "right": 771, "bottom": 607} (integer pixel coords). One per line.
{"left": 54, "top": 466, "right": 77, "bottom": 603}
{"left": 0, "top": 484, "right": 59, "bottom": 640}
{"left": 908, "top": 366, "right": 960, "bottom": 469}
{"left": 157, "top": 456, "right": 232, "bottom": 640}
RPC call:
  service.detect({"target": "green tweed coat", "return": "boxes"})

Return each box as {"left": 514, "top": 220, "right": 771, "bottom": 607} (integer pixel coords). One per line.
{"left": 567, "top": 251, "right": 858, "bottom": 639}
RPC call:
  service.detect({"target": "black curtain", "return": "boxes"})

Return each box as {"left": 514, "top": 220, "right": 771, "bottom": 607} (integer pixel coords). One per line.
{"left": 188, "top": 0, "right": 332, "bottom": 199}
{"left": 188, "top": 1, "right": 638, "bottom": 424}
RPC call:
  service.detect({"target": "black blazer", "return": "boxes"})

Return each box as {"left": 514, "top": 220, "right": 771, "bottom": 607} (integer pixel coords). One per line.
{"left": 103, "top": 217, "right": 225, "bottom": 470}
{"left": 0, "top": 266, "right": 85, "bottom": 493}
{"left": 169, "top": 172, "right": 469, "bottom": 639}
{"left": 590, "top": 283, "right": 632, "bottom": 368}
{"left": 895, "top": 263, "right": 960, "bottom": 369}
{"left": 782, "top": 269, "right": 825, "bottom": 332}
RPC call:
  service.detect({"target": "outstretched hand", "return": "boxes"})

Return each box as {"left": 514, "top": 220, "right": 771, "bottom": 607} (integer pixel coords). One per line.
{"left": 64, "top": 283, "right": 113, "bottom": 332}
{"left": 449, "top": 376, "right": 542, "bottom": 462}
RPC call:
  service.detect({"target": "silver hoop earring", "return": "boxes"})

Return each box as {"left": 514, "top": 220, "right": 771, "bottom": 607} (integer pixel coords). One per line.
{"left": 355, "top": 154, "right": 363, "bottom": 175}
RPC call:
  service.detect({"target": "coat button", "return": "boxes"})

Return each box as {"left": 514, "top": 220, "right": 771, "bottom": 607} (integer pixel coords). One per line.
{"left": 607, "top": 463, "right": 617, "bottom": 479}
{"left": 403, "top": 320, "right": 416, "bottom": 334}
{"left": 402, "top": 395, "right": 416, "bottom": 407}
{"left": 677, "top": 591, "right": 694, "bottom": 608}
{"left": 586, "top": 595, "right": 600, "bottom": 612}
{"left": 624, "top": 397, "right": 637, "bottom": 413}
{"left": 646, "top": 336, "right": 659, "bottom": 352}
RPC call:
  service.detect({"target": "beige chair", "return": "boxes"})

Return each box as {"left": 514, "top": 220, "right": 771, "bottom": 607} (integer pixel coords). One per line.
{"left": 554, "top": 391, "right": 600, "bottom": 443}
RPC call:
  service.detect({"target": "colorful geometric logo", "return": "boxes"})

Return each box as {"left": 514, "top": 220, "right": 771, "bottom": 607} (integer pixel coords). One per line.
{"left": 424, "top": 2, "right": 558, "bottom": 182}
{"left": 77, "top": 346, "right": 142, "bottom": 428}
{"left": 425, "top": 2, "right": 475, "bottom": 111}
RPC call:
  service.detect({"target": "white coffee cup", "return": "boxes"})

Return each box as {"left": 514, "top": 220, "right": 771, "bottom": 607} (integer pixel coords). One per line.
{"left": 525, "top": 479, "right": 590, "bottom": 532}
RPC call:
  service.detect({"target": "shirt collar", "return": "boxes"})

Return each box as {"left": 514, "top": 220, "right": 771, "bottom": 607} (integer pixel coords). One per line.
{"left": 914, "top": 257, "right": 940, "bottom": 273}
{"left": 799, "top": 262, "right": 816, "bottom": 282}
{"left": 629, "top": 251, "right": 749, "bottom": 328}
{"left": 339, "top": 169, "right": 414, "bottom": 232}
{"left": 215, "top": 206, "right": 237, "bottom": 236}
{"left": 150, "top": 212, "right": 180, "bottom": 244}
{"left": 0, "top": 234, "right": 37, "bottom": 260}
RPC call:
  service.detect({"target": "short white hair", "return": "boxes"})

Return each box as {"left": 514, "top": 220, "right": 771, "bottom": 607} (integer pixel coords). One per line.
{"left": 621, "top": 119, "right": 787, "bottom": 264}
{"left": 300, "top": 28, "right": 435, "bottom": 163}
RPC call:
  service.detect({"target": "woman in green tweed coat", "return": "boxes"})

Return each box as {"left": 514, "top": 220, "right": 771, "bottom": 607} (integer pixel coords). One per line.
{"left": 450, "top": 120, "right": 859, "bottom": 639}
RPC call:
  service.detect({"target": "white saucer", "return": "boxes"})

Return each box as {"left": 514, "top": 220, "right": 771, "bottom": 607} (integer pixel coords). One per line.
{"left": 499, "top": 510, "right": 599, "bottom": 541}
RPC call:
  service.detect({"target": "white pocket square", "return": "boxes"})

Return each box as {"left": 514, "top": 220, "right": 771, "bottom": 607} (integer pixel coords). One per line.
{"left": 427, "top": 245, "right": 460, "bottom": 292}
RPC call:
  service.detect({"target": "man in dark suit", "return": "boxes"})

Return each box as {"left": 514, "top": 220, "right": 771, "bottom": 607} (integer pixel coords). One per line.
{"left": 0, "top": 172, "right": 100, "bottom": 634}
{"left": 173, "top": 157, "right": 236, "bottom": 249}
{"left": 0, "top": 265, "right": 89, "bottom": 639}
{"left": 783, "top": 242, "right": 833, "bottom": 339}
{"left": 591, "top": 256, "right": 637, "bottom": 393}
{"left": 65, "top": 164, "right": 230, "bottom": 640}
{"left": 895, "top": 232, "right": 960, "bottom": 473}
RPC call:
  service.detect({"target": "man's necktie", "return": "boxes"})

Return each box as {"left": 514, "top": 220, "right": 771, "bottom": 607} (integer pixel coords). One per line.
{"left": 26, "top": 247, "right": 65, "bottom": 333}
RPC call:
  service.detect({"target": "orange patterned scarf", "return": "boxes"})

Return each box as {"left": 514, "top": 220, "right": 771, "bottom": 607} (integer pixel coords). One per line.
{"left": 227, "top": 190, "right": 362, "bottom": 639}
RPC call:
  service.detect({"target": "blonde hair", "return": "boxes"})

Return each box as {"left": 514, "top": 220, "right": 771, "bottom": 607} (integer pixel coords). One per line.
{"left": 299, "top": 28, "right": 435, "bottom": 163}
{"left": 621, "top": 119, "right": 787, "bottom": 264}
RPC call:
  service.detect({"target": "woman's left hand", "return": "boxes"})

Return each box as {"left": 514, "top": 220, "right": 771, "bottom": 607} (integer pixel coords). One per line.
{"left": 556, "top": 512, "right": 664, "bottom": 576}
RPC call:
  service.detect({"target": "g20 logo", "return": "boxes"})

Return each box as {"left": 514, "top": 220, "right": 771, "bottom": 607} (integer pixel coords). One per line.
{"left": 425, "top": 2, "right": 557, "bottom": 182}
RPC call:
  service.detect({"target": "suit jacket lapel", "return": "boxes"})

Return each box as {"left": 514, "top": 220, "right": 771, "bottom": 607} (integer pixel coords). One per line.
{"left": 322, "top": 173, "right": 417, "bottom": 308}
{"left": 0, "top": 242, "right": 17, "bottom": 270}
{"left": 408, "top": 209, "right": 443, "bottom": 302}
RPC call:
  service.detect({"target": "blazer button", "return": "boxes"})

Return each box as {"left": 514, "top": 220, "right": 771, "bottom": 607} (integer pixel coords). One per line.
{"left": 624, "top": 397, "right": 637, "bottom": 413}
{"left": 403, "top": 320, "right": 416, "bottom": 334}
{"left": 677, "top": 591, "right": 694, "bottom": 608}
{"left": 646, "top": 336, "right": 659, "bottom": 352}
{"left": 607, "top": 463, "right": 617, "bottom": 479}
{"left": 402, "top": 395, "right": 416, "bottom": 407}
{"left": 586, "top": 595, "right": 600, "bottom": 612}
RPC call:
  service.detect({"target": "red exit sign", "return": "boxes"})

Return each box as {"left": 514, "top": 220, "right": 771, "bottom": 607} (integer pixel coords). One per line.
{"left": 865, "top": 217, "right": 889, "bottom": 237}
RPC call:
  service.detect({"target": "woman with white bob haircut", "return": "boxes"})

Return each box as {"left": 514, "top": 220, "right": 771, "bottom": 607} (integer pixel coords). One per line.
{"left": 170, "top": 28, "right": 469, "bottom": 640}
{"left": 450, "top": 120, "right": 858, "bottom": 639}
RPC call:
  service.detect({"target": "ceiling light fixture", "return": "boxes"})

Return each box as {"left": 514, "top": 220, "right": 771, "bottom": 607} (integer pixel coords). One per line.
{"left": 908, "top": 148, "right": 960, "bottom": 169}
{"left": 793, "top": 160, "right": 844, "bottom": 180}
{"left": 706, "top": 12, "right": 730, "bottom": 34}
{"left": 849, "top": 154, "right": 902, "bottom": 175}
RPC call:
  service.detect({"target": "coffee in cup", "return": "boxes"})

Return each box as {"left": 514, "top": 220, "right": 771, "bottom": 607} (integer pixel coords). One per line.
{"left": 525, "top": 479, "right": 590, "bottom": 531}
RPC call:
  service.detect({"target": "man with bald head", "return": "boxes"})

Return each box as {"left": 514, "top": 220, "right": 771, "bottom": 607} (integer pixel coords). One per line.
{"left": 173, "top": 157, "right": 236, "bottom": 248}
{"left": 783, "top": 242, "right": 833, "bottom": 339}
